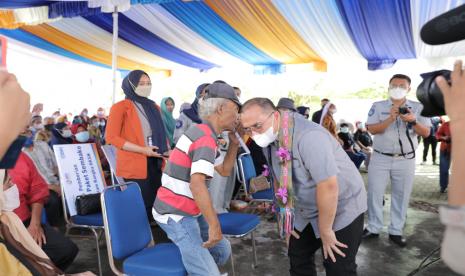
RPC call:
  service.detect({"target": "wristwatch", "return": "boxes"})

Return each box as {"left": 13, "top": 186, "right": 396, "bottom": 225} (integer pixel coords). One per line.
{"left": 440, "top": 205, "right": 465, "bottom": 228}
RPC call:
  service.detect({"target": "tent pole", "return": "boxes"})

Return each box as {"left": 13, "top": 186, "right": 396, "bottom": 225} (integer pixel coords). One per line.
{"left": 111, "top": 8, "right": 118, "bottom": 105}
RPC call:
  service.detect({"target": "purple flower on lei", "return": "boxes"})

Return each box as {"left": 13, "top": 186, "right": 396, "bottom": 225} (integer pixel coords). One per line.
{"left": 276, "top": 187, "right": 288, "bottom": 204}
{"left": 261, "top": 165, "right": 270, "bottom": 177}
{"left": 276, "top": 147, "right": 291, "bottom": 162}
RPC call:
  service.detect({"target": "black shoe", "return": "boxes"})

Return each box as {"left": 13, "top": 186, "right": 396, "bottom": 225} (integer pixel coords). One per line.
{"left": 362, "top": 229, "right": 379, "bottom": 239}
{"left": 440, "top": 187, "right": 447, "bottom": 193}
{"left": 389, "top": 235, "right": 407, "bottom": 247}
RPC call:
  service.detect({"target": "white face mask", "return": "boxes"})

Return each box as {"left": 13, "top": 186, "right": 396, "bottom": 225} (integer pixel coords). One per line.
{"left": 135, "top": 85, "right": 152, "bottom": 98}
{"left": 33, "top": 123, "right": 44, "bottom": 130}
{"left": 61, "top": 129, "right": 73, "bottom": 138}
{"left": 2, "top": 184, "right": 20, "bottom": 212}
{"left": 340, "top": 127, "right": 349, "bottom": 133}
{"left": 389, "top": 87, "right": 407, "bottom": 100}
{"left": 330, "top": 108, "right": 337, "bottom": 114}
{"left": 252, "top": 115, "right": 278, "bottom": 148}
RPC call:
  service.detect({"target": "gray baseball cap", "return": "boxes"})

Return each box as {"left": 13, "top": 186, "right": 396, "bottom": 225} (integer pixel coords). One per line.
{"left": 277, "top": 97, "right": 296, "bottom": 111}
{"left": 204, "top": 82, "right": 242, "bottom": 107}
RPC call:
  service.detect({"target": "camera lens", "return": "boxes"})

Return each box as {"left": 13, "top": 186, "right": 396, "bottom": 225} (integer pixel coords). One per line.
{"left": 416, "top": 70, "right": 449, "bottom": 117}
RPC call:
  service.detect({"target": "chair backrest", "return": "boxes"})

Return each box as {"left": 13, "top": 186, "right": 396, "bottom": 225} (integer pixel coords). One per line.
{"left": 238, "top": 153, "right": 274, "bottom": 200}
{"left": 101, "top": 182, "right": 152, "bottom": 260}
{"left": 101, "top": 145, "right": 125, "bottom": 185}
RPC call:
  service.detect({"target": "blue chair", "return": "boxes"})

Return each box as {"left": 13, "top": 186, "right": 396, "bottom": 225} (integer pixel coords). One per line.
{"left": 101, "top": 182, "right": 186, "bottom": 276}
{"left": 60, "top": 184, "right": 105, "bottom": 276}
{"left": 219, "top": 211, "right": 260, "bottom": 275}
{"left": 101, "top": 145, "right": 125, "bottom": 186}
{"left": 237, "top": 153, "right": 274, "bottom": 202}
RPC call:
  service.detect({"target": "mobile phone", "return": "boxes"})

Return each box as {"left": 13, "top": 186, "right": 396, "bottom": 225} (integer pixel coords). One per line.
{"left": 0, "top": 136, "right": 26, "bottom": 169}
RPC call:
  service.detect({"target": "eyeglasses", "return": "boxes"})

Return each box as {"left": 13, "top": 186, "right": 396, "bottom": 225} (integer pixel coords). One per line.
{"left": 243, "top": 112, "right": 274, "bottom": 134}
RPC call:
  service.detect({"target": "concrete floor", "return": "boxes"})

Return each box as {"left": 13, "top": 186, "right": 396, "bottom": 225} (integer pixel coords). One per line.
{"left": 66, "top": 163, "right": 458, "bottom": 276}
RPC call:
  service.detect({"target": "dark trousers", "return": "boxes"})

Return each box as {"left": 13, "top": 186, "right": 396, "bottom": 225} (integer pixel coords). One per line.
{"left": 44, "top": 190, "right": 64, "bottom": 227}
{"left": 125, "top": 157, "right": 162, "bottom": 222}
{"left": 23, "top": 220, "right": 78, "bottom": 271}
{"left": 288, "top": 214, "right": 364, "bottom": 276}
{"left": 346, "top": 151, "right": 366, "bottom": 169}
{"left": 423, "top": 136, "right": 438, "bottom": 163}
{"left": 440, "top": 151, "right": 451, "bottom": 190}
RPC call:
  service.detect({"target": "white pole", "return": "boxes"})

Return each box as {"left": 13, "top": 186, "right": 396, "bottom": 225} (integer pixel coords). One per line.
{"left": 111, "top": 8, "right": 118, "bottom": 105}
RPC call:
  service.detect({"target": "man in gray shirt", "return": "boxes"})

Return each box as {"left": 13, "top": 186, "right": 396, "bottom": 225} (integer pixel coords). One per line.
{"left": 240, "top": 98, "right": 367, "bottom": 276}
{"left": 363, "top": 74, "right": 431, "bottom": 247}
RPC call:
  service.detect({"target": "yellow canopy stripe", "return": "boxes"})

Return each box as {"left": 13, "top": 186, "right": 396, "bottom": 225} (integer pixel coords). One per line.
{"left": 0, "top": 10, "right": 25, "bottom": 29}
{"left": 205, "top": 0, "right": 326, "bottom": 71}
{"left": 21, "top": 24, "right": 171, "bottom": 77}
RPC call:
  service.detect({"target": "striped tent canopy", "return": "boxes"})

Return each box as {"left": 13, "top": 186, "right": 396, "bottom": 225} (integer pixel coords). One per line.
{"left": 1, "top": 0, "right": 465, "bottom": 76}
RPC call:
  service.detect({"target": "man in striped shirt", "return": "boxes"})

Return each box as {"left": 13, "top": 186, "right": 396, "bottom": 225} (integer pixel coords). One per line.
{"left": 153, "top": 82, "right": 241, "bottom": 276}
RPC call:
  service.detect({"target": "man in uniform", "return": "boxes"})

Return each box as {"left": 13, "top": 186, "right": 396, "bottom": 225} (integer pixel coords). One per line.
{"left": 240, "top": 98, "right": 367, "bottom": 276}
{"left": 363, "top": 74, "right": 431, "bottom": 247}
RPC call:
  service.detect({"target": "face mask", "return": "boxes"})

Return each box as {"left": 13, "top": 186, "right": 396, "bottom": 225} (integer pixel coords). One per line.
{"left": 330, "top": 108, "right": 337, "bottom": 114}
{"left": 23, "top": 137, "right": 34, "bottom": 148}
{"left": 340, "top": 127, "right": 349, "bottom": 134}
{"left": 252, "top": 115, "right": 278, "bottom": 148}
{"left": 61, "top": 129, "right": 73, "bottom": 138}
{"left": 82, "top": 112, "right": 88, "bottom": 117}
{"left": 389, "top": 87, "right": 407, "bottom": 100}
{"left": 75, "top": 131, "right": 90, "bottom": 143}
{"left": 135, "top": 85, "right": 152, "bottom": 98}
{"left": 92, "top": 122, "right": 100, "bottom": 128}
{"left": 2, "top": 184, "right": 20, "bottom": 212}
{"left": 33, "top": 124, "right": 43, "bottom": 130}
{"left": 357, "top": 123, "right": 365, "bottom": 130}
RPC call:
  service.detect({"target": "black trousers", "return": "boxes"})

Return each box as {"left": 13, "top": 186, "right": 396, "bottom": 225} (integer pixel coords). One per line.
{"left": 125, "top": 157, "right": 162, "bottom": 222}
{"left": 288, "top": 214, "right": 364, "bottom": 276}
{"left": 422, "top": 136, "right": 438, "bottom": 163}
{"left": 23, "top": 220, "right": 78, "bottom": 271}
{"left": 44, "top": 190, "right": 64, "bottom": 227}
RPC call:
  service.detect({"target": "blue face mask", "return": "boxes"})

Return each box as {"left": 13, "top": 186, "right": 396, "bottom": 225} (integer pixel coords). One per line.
{"left": 75, "top": 131, "right": 90, "bottom": 143}
{"left": 23, "top": 137, "right": 34, "bottom": 148}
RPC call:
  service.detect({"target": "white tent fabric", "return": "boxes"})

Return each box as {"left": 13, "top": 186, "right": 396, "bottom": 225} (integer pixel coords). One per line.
{"left": 14, "top": 6, "right": 61, "bottom": 26}
{"left": 272, "top": 0, "right": 363, "bottom": 61}
{"left": 49, "top": 17, "right": 183, "bottom": 70}
{"left": 123, "top": 4, "right": 250, "bottom": 69}
{"left": 88, "top": 0, "right": 131, "bottom": 13}
{"left": 411, "top": 0, "right": 465, "bottom": 58}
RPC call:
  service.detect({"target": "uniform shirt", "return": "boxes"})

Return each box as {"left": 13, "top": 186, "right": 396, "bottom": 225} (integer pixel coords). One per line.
{"left": 173, "top": 112, "right": 195, "bottom": 144}
{"left": 153, "top": 123, "right": 218, "bottom": 224}
{"left": 366, "top": 99, "right": 431, "bottom": 154}
{"left": 264, "top": 113, "right": 367, "bottom": 238}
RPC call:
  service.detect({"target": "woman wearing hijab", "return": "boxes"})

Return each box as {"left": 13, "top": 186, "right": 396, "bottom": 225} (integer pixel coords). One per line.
{"left": 106, "top": 70, "right": 168, "bottom": 222}
{"left": 50, "top": 122, "right": 73, "bottom": 147}
{"left": 161, "top": 97, "right": 176, "bottom": 149}
{"left": 173, "top": 83, "right": 209, "bottom": 143}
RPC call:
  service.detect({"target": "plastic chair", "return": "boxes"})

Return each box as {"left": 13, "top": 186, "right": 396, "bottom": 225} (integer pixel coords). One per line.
{"left": 101, "top": 182, "right": 186, "bottom": 276}
{"left": 101, "top": 145, "right": 125, "bottom": 186}
{"left": 236, "top": 153, "right": 274, "bottom": 202}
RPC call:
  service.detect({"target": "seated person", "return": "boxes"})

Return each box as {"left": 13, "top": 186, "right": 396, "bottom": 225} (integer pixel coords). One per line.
{"left": 51, "top": 123, "right": 73, "bottom": 147}
{"left": 354, "top": 121, "right": 373, "bottom": 168}
{"left": 8, "top": 152, "right": 78, "bottom": 271}
{"left": 23, "top": 131, "right": 63, "bottom": 227}
{"left": 338, "top": 123, "right": 366, "bottom": 169}
{"left": 88, "top": 116, "right": 103, "bottom": 145}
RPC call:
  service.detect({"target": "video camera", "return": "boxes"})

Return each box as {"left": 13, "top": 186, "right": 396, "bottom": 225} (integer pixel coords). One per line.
{"left": 417, "top": 4, "right": 465, "bottom": 117}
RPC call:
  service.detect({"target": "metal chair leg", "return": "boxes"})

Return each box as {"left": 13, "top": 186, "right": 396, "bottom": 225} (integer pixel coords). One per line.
{"left": 230, "top": 248, "right": 236, "bottom": 276}
{"left": 251, "top": 231, "right": 258, "bottom": 268}
{"left": 90, "top": 228, "right": 103, "bottom": 276}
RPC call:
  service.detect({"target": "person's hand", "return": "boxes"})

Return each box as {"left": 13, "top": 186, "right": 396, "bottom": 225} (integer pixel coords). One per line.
{"left": 31, "top": 103, "right": 43, "bottom": 115}
{"left": 286, "top": 230, "right": 301, "bottom": 249}
{"left": 436, "top": 60, "right": 465, "bottom": 124}
{"left": 141, "top": 146, "right": 163, "bottom": 158}
{"left": 389, "top": 106, "right": 400, "bottom": 120}
{"left": 0, "top": 71, "right": 31, "bottom": 143}
{"left": 27, "top": 222, "right": 46, "bottom": 247}
{"left": 400, "top": 109, "right": 416, "bottom": 123}
{"left": 320, "top": 229, "right": 348, "bottom": 263}
{"left": 202, "top": 222, "right": 223, "bottom": 248}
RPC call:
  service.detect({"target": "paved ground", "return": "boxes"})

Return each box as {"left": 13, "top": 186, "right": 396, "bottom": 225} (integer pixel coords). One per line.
{"left": 66, "top": 157, "right": 457, "bottom": 276}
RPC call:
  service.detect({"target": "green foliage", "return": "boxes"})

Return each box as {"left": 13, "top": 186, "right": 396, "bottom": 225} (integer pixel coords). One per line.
{"left": 344, "top": 86, "right": 386, "bottom": 99}
{"left": 287, "top": 91, "right": 321, "bottom": 106}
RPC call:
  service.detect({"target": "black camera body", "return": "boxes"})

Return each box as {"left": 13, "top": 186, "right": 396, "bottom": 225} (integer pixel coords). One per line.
{"left": 416, "top": 70, "right": 450, "bottom": 117}
{"left": 399, "top": 106, "right": 410, "bottom": 115}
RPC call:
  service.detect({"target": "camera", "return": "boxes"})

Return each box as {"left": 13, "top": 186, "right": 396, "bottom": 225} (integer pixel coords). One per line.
{"left": 398, "top": 106, "right": 410, "bottom": 115}
{"left": 416, "top": 70, "right": 450, "bottom": 117}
